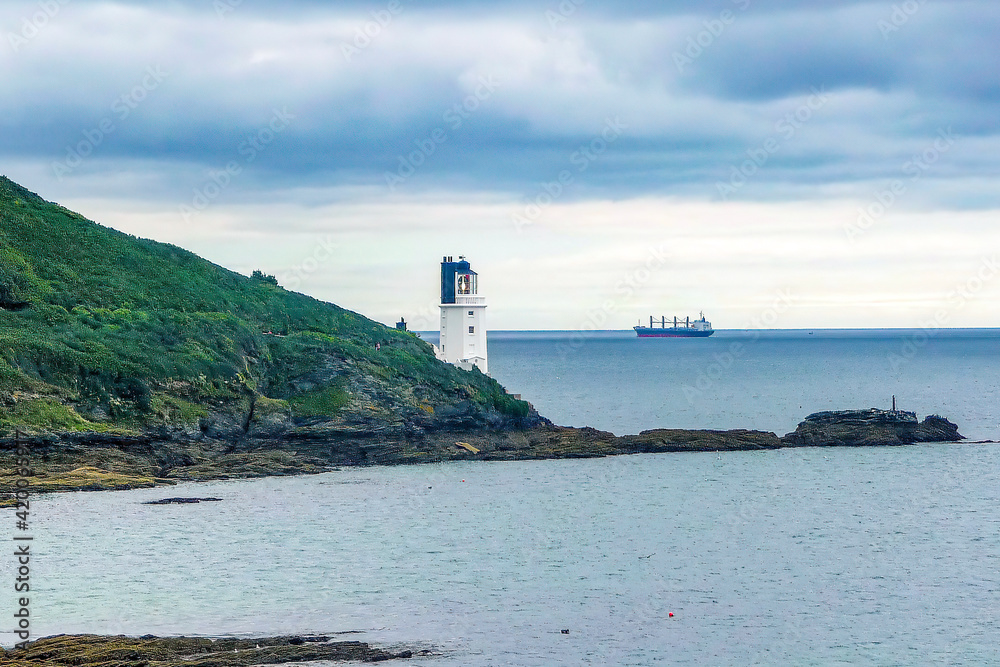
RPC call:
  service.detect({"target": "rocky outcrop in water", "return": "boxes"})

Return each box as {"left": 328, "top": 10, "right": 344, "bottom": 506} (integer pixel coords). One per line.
{"left": 0, "top": 634, "right": 417, "bottom": 665}
{"left": 144, "top": 497, "right": 223, "bottom": 504}
{"left": 781, "top": 409, "right": 963, "bottom": 447}
{"left": 620, "top": 428, "right": 783, "bottom": 452}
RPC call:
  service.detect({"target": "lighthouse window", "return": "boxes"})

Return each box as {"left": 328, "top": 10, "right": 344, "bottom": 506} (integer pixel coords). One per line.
{"left": 468, "top": 310, "right": 474, "bottom": 316}
{"left": 468, "top": 326, "right": 475, "bottom": 334}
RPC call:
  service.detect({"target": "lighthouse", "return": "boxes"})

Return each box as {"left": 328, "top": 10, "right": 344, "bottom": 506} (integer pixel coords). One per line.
{"left": 437, "top": 255, "right": 488, "bottom": 374}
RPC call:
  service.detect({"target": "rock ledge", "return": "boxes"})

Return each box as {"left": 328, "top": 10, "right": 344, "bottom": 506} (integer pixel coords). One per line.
{"left": 782, "top": 409, "right": 963, "bottom": 447}
{"left": 1, "top": 634, "right": 415, "bottom": 665}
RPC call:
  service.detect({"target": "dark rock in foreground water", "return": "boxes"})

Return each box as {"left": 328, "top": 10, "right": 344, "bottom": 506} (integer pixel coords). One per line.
{"left": 1, "top": 634, "right": 415, "bottom": 665}
{"left": 143, "top": 497, "right": 223, "bottom": 505}
{"left": 781, "top": 409, "right": 964, "bottom": 447}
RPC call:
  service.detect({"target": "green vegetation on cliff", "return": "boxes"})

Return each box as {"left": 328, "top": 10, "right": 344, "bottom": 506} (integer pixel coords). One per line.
{"left": 0, "top": 175, "right": 530, "bottom": 435}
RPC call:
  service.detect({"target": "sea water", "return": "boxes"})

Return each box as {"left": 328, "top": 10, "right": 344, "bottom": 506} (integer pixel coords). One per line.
{"left": 4, "top": 330, "right": 1000, "bottom": 665}
{"left": 483, "top": 329, "right": 1000, "bottom": 440}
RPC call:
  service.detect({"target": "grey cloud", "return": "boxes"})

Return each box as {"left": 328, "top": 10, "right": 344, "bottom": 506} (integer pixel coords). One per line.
{"left": 1, "top": 0, "right": 999, "bottom": 209}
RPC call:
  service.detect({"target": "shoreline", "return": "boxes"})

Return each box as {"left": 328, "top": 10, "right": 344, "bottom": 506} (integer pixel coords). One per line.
{"left": 0, "top": 409, "right": 972, "bottom": 497}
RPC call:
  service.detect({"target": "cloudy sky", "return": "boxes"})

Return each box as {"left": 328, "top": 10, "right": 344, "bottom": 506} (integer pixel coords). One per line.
{"left": 2, "top": 0, "right": 999, "bottom": 329}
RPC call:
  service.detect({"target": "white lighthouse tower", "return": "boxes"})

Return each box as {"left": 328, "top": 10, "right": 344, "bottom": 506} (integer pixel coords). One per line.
{"left": 436, "top": 255, "right": 488, "bottom": 374}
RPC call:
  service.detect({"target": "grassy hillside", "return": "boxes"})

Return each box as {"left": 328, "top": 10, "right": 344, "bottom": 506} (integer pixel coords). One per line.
{"left": 0, "top": 175, "right": 529, "bottom": 436}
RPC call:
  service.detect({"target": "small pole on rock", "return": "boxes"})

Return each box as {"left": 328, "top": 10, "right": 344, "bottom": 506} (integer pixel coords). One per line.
{"left": 892, "top": 395, "right": 896, "bottom": 412}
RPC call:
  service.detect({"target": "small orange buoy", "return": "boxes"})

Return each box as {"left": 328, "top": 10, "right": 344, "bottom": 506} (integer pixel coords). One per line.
{"left": 669, "top": 612, "right": 674, "bottom": 617}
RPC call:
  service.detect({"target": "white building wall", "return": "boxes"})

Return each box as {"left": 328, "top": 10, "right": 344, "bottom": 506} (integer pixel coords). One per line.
{"left": 439, "top": 300, "right": 487, "bottom": 374}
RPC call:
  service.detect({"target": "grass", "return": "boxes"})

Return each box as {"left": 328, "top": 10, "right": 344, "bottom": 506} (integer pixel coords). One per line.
{"left": 288, "top": 384, "right": 350, "bottom": 417}
{"left": 149, "top": 393, "right": 209, "bottom": 423}
{"left": 0, "top": 397, "right": 108, "bottom": 433}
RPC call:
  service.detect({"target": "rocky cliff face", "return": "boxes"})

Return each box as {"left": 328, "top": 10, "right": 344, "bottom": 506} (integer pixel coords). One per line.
{"left": 781, "top": 409, "right": 963, "bottom": 447}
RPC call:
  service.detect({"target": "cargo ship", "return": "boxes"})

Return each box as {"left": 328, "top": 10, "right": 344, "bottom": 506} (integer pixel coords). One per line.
{"left": 634, "top": 312, "right": 714, "bottom": 338}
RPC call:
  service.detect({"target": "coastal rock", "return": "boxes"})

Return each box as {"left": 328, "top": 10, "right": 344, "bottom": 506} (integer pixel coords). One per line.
{"left": 621, "top": 429, "right": 782, "bottom": 453}
{"left": 781, "top": 409, "right": 964, "bottom": 447}
{"left": 144, "top": 497, "right": 223, "bottom": 504}
{"left": 3, "top": 634, "right": 414, "bottom": 666}
{"left": 0, "top": 409, "right": 971, "bottom": 496}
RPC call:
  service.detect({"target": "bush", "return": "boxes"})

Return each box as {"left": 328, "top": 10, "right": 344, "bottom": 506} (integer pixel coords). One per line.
{"left": 251, "top": 270, "right": 278, "bottom": 286}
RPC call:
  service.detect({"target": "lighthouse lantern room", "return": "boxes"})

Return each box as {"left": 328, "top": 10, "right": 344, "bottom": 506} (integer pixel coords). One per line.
{"left": 437, "top": 255, "right": 488, "bottom": 374}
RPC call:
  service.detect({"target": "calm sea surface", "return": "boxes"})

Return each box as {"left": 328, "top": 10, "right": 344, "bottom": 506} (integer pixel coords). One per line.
{"left": 5, "top": 330, "right": 1000, "bottom": 664}
{"left": 482, "top": 329, "right": 1000, "bottom": 440}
